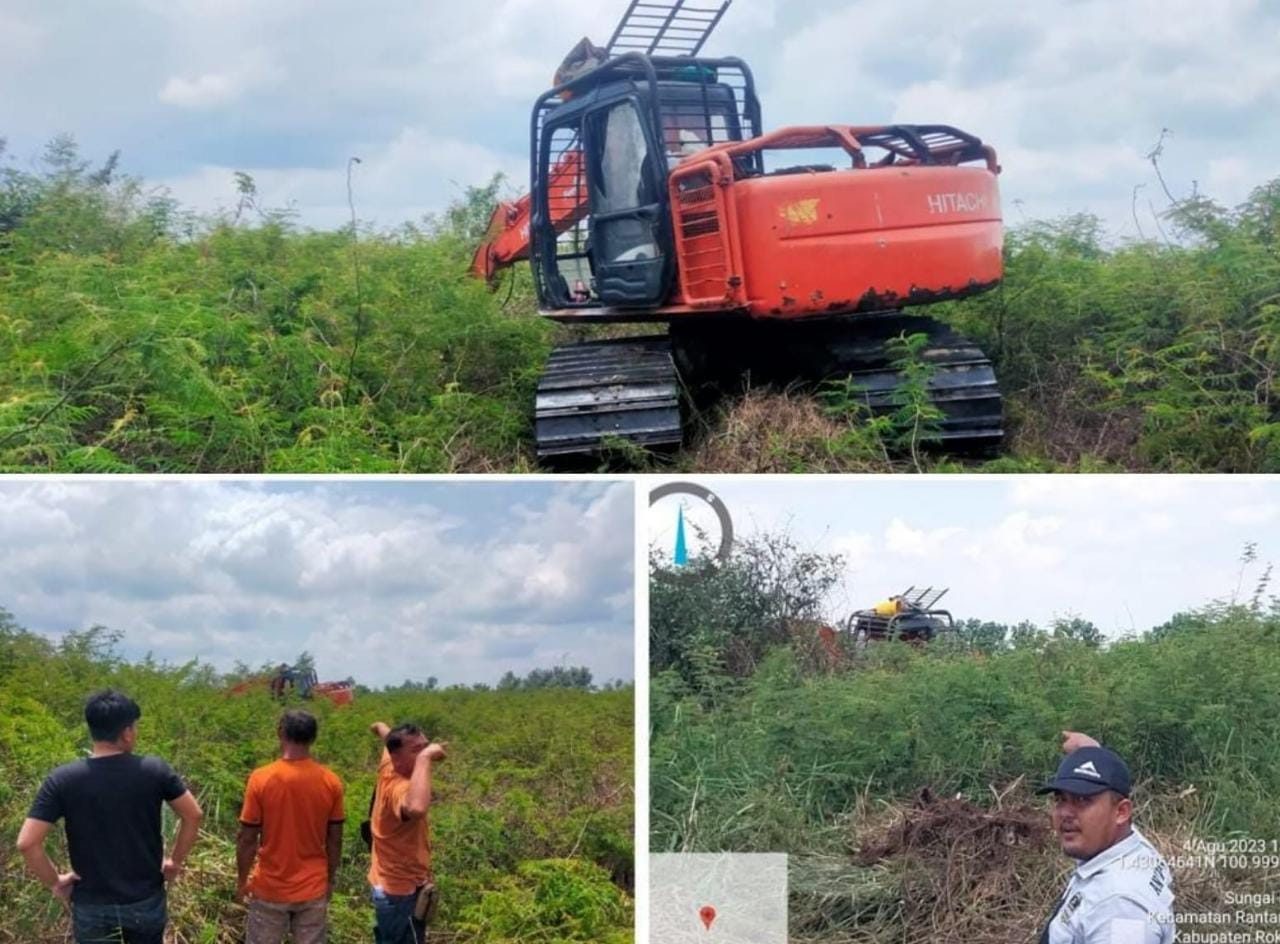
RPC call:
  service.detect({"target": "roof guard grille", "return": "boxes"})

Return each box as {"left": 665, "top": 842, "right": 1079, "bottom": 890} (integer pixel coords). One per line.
{"left": 606, "top": 0, "right": 732, "bottom": 57}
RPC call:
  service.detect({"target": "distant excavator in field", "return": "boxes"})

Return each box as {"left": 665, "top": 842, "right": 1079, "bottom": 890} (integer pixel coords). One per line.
{"left": 849, "top": 586, "right": 955, "bottom": 643}
{"left": 806, "top": 586, "right": 955, "bottom": 666}
{"left": 225, "top": 661, "right": 355, "bottom": 707}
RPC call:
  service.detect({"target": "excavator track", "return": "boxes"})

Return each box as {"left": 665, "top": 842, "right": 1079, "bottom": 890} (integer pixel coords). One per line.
{"left": 534, "top": 315, "right": 1001, "bottom": 459}
{"left": 672, "top": 313, "right": 1003, "bottom": 452}
{"left": 817, "top": 314, "right": 1004, "bottom": 450}
{"left": 535, "top": 335, "right": 683, "bottom": 457}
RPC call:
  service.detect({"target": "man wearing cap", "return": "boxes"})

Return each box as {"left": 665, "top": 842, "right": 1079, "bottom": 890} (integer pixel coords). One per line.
{"left": 1036, "top": 735, "right": 1175, "bottom": 943}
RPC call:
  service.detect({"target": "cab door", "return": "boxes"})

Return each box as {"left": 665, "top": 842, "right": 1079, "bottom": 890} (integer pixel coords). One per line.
{"left": 583, "top": 97, "right": 671, "bottom": 307}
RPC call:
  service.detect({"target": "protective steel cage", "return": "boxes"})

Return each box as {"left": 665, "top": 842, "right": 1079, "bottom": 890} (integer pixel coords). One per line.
{"left": 529, "top": 53, "right": 761, "bottom": 308}
{"left": 855, "top": 126, "right": 991, "bottom": 168}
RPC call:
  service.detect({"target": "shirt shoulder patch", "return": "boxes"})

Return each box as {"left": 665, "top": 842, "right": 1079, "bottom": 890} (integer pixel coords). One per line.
{"left": 1060, "top": 892, "right": 1083, "bottom": 922}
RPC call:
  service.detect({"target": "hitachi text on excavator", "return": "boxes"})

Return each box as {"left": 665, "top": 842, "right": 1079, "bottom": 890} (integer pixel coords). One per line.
{"left": 471, "top": 0, "right": 1005, "bottom": 458}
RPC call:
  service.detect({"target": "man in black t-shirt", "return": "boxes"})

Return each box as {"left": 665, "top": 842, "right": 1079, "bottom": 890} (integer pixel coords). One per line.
{"left": 16, "top": 689, "right": 204, "bottom": 943}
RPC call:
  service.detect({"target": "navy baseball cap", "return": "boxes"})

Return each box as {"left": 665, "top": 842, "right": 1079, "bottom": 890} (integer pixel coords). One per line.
{"left": 1037, "top": 747, "right": 1132, "bottom": 797}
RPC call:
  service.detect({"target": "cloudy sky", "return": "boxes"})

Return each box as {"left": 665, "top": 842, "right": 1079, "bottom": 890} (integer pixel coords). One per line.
{"left": 0, "top": 479, "right": 634, "bottom": 687}
{"left": 3, "top": 0, "right": 1275, "bottom": 234}
{"left": 649, "top": 477, "right": 1280, "bottom": 637}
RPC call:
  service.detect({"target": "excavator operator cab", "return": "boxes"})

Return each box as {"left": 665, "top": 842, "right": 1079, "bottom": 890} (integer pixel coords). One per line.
{"left": 530, "top": 54, "right": 761, "bottom": 311}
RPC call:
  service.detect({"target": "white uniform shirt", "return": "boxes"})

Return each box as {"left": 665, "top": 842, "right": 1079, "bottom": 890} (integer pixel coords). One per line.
{"left": 1045, "top": 828, "right": 1176, "bottom": 944}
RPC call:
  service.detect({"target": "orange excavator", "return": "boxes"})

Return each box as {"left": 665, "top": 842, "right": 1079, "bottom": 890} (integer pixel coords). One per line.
{"left": 471, "top": 0, "right": 1005, "bottom": 458}
{"left": 225, "top": 662, "right": 355, "bottom": 707}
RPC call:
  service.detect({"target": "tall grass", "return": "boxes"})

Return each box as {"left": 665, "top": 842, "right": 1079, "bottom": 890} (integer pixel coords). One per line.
{"left": 3, "top": 138, "right": 1278, "bottom": 471}
{"left": 945, "top": 182, "right": 1280, "bottom": 471}
{"left": 652, "top": 617, "right": 1280, "bottom": 852}
{"left": 0, "top": 140, "right": 550, "bottom": 473}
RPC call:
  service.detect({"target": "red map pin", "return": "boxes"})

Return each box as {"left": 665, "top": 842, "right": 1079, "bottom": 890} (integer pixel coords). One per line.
{"left": 699, "top": 905, "right": 717, "bottom": 930}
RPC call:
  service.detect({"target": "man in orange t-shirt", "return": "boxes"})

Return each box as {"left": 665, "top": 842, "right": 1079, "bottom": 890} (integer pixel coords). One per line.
{"left": 237, "top": 710, "right": 346, "bottom": 944}
{"left": 367, "top": 721, "right": 447, "bottom": 944}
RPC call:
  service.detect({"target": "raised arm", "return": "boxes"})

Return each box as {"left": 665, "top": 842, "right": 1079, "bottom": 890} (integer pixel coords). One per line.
{"left": 15, "top": 818, "right": 79, "bottom": 903}
{"left": 370, "top": 721, "right": 391, "bottom": 742}
{"left": 401, "top": 743, "right": 447, "bottom": 822}
{"left": 163, "top": 791, "right": 204, "bottom": 882}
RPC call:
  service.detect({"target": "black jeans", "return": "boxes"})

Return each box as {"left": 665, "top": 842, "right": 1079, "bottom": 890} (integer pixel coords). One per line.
{"left": 71, "top": 889, "right": 166, "bottom": 944}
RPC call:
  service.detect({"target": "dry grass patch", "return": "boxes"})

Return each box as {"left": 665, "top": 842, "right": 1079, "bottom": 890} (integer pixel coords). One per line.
{"left": 685, "top": 391, "right": 893, "bottom": 473}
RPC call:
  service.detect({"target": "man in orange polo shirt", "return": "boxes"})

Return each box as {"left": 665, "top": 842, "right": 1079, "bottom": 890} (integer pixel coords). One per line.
{"left": 367, "top": 721, "right": 447, "bottom": 944}
{"left": 237, "top": 710, "right": 346, "bottom": 944}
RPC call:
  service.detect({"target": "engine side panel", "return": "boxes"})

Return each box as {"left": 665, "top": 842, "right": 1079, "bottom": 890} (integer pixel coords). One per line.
{"left": 729, "top": 165, "right": 1003, "bottom": 318}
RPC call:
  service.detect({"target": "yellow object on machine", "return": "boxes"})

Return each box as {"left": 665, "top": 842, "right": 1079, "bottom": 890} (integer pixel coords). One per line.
{"left": 873, "top": 598, "right": 901, "bottom": 618}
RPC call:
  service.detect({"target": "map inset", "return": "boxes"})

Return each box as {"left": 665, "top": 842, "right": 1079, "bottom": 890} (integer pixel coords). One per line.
{"left": 651, "top": 853, "right": 788, "bottom": 944}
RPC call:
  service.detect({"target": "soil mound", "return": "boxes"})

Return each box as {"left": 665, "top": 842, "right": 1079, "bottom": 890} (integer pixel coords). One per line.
{"left": 852, "top": 788, "right": 1059, "bottom": 944}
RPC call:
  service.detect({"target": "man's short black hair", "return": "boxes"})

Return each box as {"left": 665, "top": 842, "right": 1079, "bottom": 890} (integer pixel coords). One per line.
{"left": 386, "top": 723, "right": 425, "bottom": 753}
{"left": 278, "top": 709, "right": 318, "bottom": 746}
{"left": 85, "top": 690, "right": 142, "bottom": 742}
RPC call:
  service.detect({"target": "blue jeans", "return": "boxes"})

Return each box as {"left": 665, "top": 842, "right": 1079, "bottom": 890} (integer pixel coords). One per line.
{"left": 71, "top": 890, "right": 166, "bottom": 944}
{"left": 370, "top": 885, "right": 425, "bottom": 944}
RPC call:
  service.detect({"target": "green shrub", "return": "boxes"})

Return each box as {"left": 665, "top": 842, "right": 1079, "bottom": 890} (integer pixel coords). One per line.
{"left": 456, "top": 859, "right": 633, "bottom": 944}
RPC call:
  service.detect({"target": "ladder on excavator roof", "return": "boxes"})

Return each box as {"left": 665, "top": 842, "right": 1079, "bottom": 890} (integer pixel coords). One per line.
{"left": 606, "top": 0, "right": 732, "bottom": 57}
{"left": 900, "top": 586, "right": 950, "bottom": 610}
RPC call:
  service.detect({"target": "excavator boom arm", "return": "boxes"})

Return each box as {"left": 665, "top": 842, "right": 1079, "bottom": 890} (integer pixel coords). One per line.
{"left": 470, "top": 149, "right": 587, "bottom": 282}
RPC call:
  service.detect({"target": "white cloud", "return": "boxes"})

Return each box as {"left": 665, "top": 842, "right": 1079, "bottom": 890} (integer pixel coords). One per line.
{"left": 884, "top": 518, "right": 964, "bottom": 557}
{"left": 0, "top": 481, "right": 633, "bottom": 686}
{"left": 157, "top": 128, "right": 527, "bottom": 229}
{"left": 718, "top": 477, "right": 1280, "bottom": 639}
{"left": 1225, "top": 503, "right": 1280, "bottom": 525}
{"left": 159, "top": 50, "right": 286, "bottom": 108}
{"left": 145, "top": 629, "right": 197, "bottom": 648}
{"left": 1206, "top": 156, "right": 1276, "bottom": 207}
{"left": 986, "top": 512, "right": 1064, "bottom": 567}
{"left": 831, "top": 532, "right": 874, "bottom": 570}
